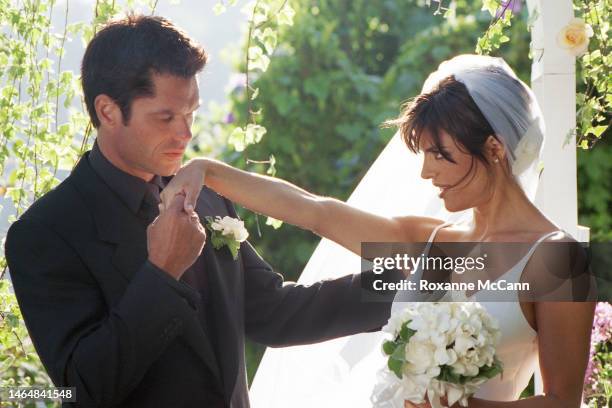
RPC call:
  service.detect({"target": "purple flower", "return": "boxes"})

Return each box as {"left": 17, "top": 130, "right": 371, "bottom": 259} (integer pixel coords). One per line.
{"left": 584, "top": 302, "right": 612, "bottom": 390}
{"left": 224, "top": 112, "right": 235, "bottom": 124}
{"left": 496, "top": 0, "right": 522, "bottom": 18}
{"left": 592, "top": 302, "right": 612, "bottom": 344}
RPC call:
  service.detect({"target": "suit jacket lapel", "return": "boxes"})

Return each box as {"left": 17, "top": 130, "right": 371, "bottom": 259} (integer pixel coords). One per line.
{"left": 69, "top": 154, "right": 224, "bottom": 385}
{"left": 195, "top": 189, "right": 242, "bottom": 400}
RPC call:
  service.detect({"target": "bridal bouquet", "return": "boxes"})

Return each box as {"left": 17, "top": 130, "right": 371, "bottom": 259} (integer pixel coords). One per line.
{"left": 371, "top": 303, "right": 503, "bottom": 408}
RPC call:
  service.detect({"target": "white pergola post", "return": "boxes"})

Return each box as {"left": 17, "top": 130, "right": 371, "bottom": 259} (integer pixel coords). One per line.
{"left": 528, "top": 0, "right": 588, "bottom": 241}
{"left": 527, "top": 0, "right": 589, "bottom": 394}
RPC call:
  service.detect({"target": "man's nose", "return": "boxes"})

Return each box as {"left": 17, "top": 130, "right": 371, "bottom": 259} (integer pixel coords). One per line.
{"left": 175, "top": 117, "right": 193, "bottom": 141}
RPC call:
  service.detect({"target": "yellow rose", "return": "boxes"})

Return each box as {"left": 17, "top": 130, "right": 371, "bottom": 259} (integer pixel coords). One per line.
{"left": 557, "top": 18, "right": 594, "bottom": 57}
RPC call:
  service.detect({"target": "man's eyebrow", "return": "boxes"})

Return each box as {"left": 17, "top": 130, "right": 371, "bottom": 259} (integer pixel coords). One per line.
{"left": 151, "top": 109, "right": 174, "bottom": 116}
{"left": 150, "top": 105, "right": 200, "bottom": 115}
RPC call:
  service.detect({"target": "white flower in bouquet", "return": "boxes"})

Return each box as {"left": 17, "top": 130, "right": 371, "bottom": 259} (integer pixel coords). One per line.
{"left": 371, "top": 303, "right": 502, "bottom": 408}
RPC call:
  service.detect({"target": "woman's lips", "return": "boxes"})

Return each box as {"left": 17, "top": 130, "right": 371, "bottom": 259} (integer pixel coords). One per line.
{"left": 435, "top": 185, "right": 450, "bottom": 198}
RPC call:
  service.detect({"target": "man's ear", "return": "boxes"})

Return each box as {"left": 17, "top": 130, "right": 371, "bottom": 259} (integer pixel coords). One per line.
{"left": 94, "top": 94, "right": 123, "bottom": 128}
{"left": 484, "top": 135, "right": 506, "bottom": 163}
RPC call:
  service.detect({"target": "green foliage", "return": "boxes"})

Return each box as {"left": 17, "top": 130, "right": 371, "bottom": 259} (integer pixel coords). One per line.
{"left": 0, "top": 280, "right": 56, "bottom": 407}
{"left": 578, "top": 138, "right": 612, "bottom": 241}
{"left": 574, "top": 0, "right": 611, "bottom": 149}
{"left": 587, "top": 343, "right": 612, "bottom": 407}
{"left": 476, "top": 7, "right": 512, "bottom": 54}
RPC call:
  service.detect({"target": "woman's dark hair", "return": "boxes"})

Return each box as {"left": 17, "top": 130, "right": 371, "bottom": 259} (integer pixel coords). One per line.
{"left": 81, "top": 14, "right": 208, "bottom": 128}
{"left": 386, "top": 76, "right": 497, "bottom": 163}
{"left": 384, "top": 75, "right": 500, "bottom": 188}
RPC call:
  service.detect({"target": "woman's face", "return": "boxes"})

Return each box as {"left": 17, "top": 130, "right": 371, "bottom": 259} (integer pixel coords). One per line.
{"left": 419, "top": 129, "right": 493, "bottom": 212}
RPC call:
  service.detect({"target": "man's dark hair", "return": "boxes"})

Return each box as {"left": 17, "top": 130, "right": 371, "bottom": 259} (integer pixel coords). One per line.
{"left": 81, "top": 14, "right": 207, "bottom": 128}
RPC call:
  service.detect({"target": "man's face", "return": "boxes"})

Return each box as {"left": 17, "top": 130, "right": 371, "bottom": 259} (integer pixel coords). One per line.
{"left": 108, "top": 73, "right": 200, "bottom": 180}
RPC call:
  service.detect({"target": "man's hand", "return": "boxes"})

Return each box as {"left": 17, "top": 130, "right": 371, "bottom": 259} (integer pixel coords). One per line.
{"left": 147, "top": 193, "right": 206, "bottom": 280}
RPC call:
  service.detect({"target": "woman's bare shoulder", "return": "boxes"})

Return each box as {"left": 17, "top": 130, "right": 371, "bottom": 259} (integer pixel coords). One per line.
{"left": 393, "top": 216, "right": 447, "bottom": 242}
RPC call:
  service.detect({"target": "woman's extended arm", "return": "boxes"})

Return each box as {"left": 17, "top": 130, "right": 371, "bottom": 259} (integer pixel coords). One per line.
{"left": 160, "top": 158, "right": 439, "bottom": 255}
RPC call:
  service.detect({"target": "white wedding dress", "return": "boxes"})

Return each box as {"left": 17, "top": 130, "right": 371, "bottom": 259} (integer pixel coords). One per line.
{"left": 392, "top": 222, "right": 564, "bottom": 402}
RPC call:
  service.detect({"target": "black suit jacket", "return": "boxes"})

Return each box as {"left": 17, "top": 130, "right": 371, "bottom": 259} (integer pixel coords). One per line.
{"left": 5, "top": 153, "right": 394, "bottom": 407}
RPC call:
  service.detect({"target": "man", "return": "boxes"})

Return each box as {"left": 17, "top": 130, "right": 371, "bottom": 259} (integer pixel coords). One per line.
{"left": 5, "top": 15, "right": 395, "bottom": 408}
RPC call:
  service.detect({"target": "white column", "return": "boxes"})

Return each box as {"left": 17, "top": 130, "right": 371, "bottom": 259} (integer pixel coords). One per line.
{"left": 527, "top": 0, "right": 589, "bottom": 395}
{"left": 527, "top": 0, "right": 588, "bottom": 240}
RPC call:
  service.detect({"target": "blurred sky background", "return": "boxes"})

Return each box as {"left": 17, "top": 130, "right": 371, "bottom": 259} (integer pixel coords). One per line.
{"left": 54, "top": 0, "right": 246, "bottom": 115}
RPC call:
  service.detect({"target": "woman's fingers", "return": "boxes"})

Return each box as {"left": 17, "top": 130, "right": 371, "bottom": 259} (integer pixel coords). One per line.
{"left": 184, "top": 188, "right": 197, "bottom": 215}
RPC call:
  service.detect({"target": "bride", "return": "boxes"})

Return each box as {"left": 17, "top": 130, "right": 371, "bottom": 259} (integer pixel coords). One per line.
{"left": 161, "top": 55, "right": 595, "bottom": 407}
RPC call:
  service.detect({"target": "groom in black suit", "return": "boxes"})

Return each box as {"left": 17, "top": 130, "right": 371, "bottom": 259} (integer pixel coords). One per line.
{"left": 5, "top": 15, "right": 395, "bottom": 408}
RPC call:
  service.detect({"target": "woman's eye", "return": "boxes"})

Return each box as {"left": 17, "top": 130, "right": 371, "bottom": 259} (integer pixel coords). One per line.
{"left": 161, "top": 116, "right": 173, "bottom": 123}
{"left": 433, "top": 150, "right": 450, "bottom": 161}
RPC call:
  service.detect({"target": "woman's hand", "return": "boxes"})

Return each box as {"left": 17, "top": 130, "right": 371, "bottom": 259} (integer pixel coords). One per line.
{"left": 160, "top": 158, "right": 207, "bottom": 214}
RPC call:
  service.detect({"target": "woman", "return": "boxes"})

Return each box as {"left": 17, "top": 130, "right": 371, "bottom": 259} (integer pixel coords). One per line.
{"left": 161, "top": 55, "right": 595, "bottom": 407}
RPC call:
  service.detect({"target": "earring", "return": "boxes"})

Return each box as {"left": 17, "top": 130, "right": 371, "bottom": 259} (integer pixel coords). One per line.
{"left": 494, "top": 158, "right": 499, "bottom": 163}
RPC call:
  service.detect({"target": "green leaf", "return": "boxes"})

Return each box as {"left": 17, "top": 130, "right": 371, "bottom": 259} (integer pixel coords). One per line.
{"left": 390, "top": 341, "right": 406, "bottom": 361}
{"left": 476, "top": 359, "right": 504, "bottom": 379}
{"left": 481, "top": 0, "right": 501, "bottom": 16}
{"left": 266, "top": 154, "right": 276, "bottom": 176}
{"left": 399, "top": 321, "right": 416, "bottom": 341}
{"left": 252, "top": 2, "right": 269, "bottom": 25}
{"left": 228, "top": 127, "right": 246, "bottom": 152}
{"left": 210, "top": 233, "right": 226, "bottom": 250}
{"left": 251, "top": 87, "right": 259, "bottom": 100}
{"left": 277, "top": 4, "right": 295, "bottom": 26}
{"left": 265, "top": 216, "right": 283, "bottom": 229}
{"left": 227, "top": 240, "right": 240, "bottom": 260}
{"left": 382, "top": 340, "right": 396, "bottom": 356}
{"left": 588, "top": 125, "right": 608, "bottom": 138}
{"left": 248, "top": 46, "right": 270, "bottom": 72}
{"left": 255, "top": 27, "right": 277, "bottom": 55}
{"left": 388, "top": 357, "right": 403, "bottom": 379}
{"left": 437, "top": 365, "right": 463, "bottom": 383}
{"left": 246, "top": 123, "right": 267, "bottom": 144}
{"left": 213, "top": 2, "right": 226, "bottom": 15}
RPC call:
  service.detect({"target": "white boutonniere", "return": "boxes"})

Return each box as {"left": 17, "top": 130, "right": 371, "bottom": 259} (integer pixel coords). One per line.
{"left": 204, "top": 216, "right": 249, "bottom": 260}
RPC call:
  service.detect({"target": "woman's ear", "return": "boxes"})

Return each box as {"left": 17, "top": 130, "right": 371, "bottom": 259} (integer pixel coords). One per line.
{"left": 484, "top": 135, "right": 506, "bottom": 164}
{"left": 94, "top": 94, "right": 122, "bottom": 128}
